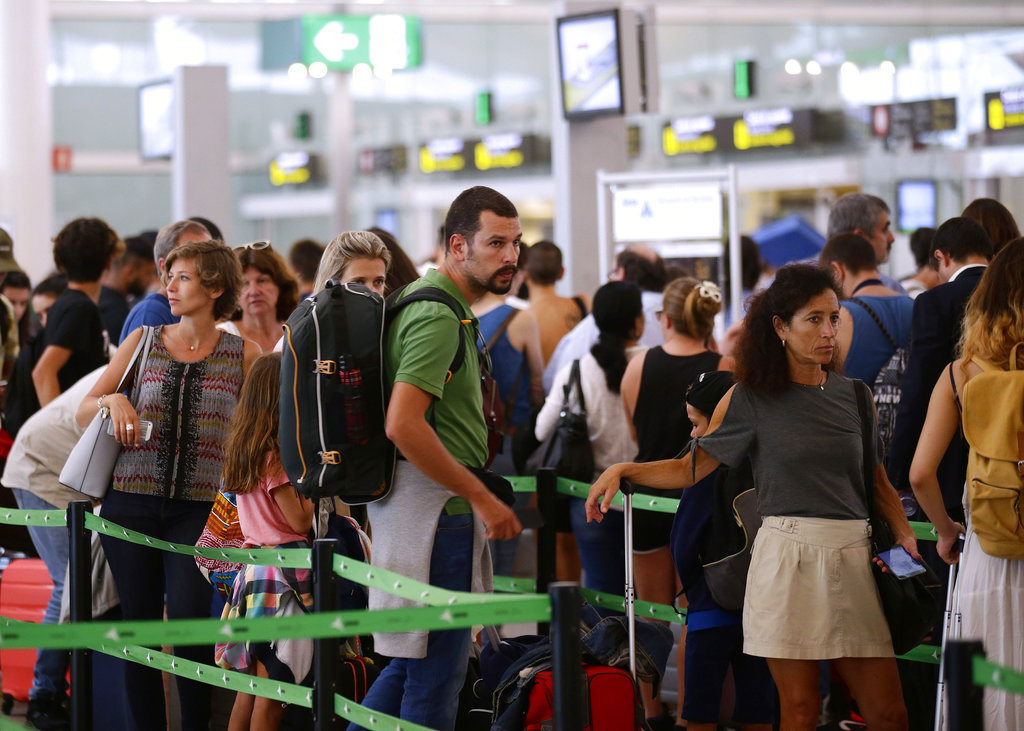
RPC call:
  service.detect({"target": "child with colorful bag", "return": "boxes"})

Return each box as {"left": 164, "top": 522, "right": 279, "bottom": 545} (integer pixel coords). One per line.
{"left": 215, "top": 352, "right": 315, "bottom": 730}
{"left": 670, "top": 371, "right": 774, "bottom": 731}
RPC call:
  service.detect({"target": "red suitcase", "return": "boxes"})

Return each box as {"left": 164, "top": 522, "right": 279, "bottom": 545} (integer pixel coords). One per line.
{"left": 522, "top": 664, "right": 643, "bottom": 731}
{"left": 0, "top": 558, "right": 54, "bottom": 709}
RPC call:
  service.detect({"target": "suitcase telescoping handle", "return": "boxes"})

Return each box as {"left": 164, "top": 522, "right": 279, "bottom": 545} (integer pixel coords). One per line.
{"left": 620, "top": 478, "right": 637, "bottom": 681}
{"left": 934, "top": 533, "right": 967, "bottom": 731}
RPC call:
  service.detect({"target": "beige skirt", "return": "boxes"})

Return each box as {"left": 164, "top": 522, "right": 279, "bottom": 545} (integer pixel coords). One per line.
{"left": 742, "top": 515, "right": 894, "bottom": 660}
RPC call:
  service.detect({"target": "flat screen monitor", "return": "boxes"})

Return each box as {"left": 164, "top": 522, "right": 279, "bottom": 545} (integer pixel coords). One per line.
{"left": 139, "top": 80, "right": 174, "bottom": 161}
{"left": 374, "top": 208, "right": 399, "bottom": 236}
{"left": 897, "top": 180, "right": 937, "bottom": 233}
{"left": 556, "top": 9, "right": 624, "bottom": 120}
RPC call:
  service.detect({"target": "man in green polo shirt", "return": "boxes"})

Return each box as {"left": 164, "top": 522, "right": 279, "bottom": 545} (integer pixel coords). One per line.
{"left": 359, "top": 186, "right": 523, "bottom": 731}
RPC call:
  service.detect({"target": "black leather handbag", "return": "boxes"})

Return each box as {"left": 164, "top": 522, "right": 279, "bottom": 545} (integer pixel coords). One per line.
{"left": 525, "top": 359, "right": 594, "bottom": 482}
{"left": 855, "top": 383, "right": 940, "bottom": 655}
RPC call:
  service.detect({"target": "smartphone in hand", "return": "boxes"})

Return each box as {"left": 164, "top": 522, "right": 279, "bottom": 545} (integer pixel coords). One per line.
{"left": 106, "top": 419, "right": 153, "bottom": 441}
{"left": 878, "top": 546, "right": 927, "bottom": 579}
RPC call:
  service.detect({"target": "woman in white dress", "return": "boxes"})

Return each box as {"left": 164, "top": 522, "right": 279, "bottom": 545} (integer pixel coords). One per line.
{"left": 909, "top": 237, "right": 1024, "bottom": 729}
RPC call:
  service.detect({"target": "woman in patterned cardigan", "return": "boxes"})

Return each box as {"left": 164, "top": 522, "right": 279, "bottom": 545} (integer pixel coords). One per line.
{"left": 77, "top": 239, "right": 259, "bottom": 730}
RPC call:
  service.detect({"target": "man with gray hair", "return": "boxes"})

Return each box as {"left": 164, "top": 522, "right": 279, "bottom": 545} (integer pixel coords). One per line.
{"left": 827, "top": 192, "right": 905, "bottom": 293}
{"left": 117, "top": 219, "right": 210, "bottom": 343}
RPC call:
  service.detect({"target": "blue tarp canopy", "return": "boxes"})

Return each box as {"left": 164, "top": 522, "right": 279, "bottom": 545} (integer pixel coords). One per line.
{"left": 751, "top": 214, "right": 826, "bottom": 268}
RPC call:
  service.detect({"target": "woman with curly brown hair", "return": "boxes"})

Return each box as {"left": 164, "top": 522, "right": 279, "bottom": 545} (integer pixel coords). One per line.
{"left": 910, "top": 237, "right": 1024, "bottom": 728}
{"left": 588, "top": 264, "right": 917, "bottom": 731}
{"left": 220, "top": 241, "right": 300, "bottom": 353}
{"left": 77, "top": 240, "right": 260, "bottom": 730}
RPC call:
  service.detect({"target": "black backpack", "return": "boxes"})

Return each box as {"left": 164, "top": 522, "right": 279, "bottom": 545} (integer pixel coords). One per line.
{"left": 848, "top": 297, "right": 909, "bottom": 459}
{"left": 279, "top": 281, "right": 473, "bottom": 503}
{"left": 700, "top": 458, "right": 761, "bottom": 612}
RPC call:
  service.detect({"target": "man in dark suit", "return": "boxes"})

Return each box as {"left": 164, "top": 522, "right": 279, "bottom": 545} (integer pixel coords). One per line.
{"left": 887, "top": 217, "right": 993, "bottom": 516}
{"left": 883, "top": 217, "right": 992, "bottom": 729}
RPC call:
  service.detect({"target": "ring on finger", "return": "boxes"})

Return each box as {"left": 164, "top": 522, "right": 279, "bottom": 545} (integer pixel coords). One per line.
{"left": 126, "top": 424, "right": 135, "bottom": 431}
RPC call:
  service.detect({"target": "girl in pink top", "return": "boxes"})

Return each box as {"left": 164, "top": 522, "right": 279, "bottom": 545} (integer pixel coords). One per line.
{"left": 217, "top": 352, "right": 314, "bottom": 731}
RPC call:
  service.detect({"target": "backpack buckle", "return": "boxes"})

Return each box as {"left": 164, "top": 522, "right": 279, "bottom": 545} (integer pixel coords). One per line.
{"left": 320, "top": 450, "right": 342, "bottom": 465}
{"left": 313, "top": 360, "right": 337, "bottom": 375}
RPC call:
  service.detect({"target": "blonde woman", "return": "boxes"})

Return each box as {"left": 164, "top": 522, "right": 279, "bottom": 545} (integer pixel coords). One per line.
{"left": 909, "top": 238, "right": 1024, "bottom": 729}
{"left": 619, "top": 277, "right": 732, "bottom": 726}
{"left": 313, "top": 230, "right": 392, "bottom": 296}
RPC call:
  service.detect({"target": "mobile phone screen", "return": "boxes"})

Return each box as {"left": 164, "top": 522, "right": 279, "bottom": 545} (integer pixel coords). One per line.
{"left": 878, "top": 546, "right": 926, "bottom": 579}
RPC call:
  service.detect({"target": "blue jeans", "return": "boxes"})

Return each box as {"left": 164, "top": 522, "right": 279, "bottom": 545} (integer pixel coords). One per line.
{"left": 351, "top": 512, "right": 474, "bottom": 731}
{"left": 11, "top": 489, "right": 69, "bottom": 700}
{"left": 569, "top": 497, "right": 624, "bottom": 594}
{"left": 98, "top": 489, "right": 214, "bottom": 731}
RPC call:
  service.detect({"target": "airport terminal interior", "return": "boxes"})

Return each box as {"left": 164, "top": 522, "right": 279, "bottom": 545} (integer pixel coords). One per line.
{"left": 3, "top": 3, "right": 1024, "bottom": 730}
{"left": 5, "top": 1, "right": 1024, "bottom": 291}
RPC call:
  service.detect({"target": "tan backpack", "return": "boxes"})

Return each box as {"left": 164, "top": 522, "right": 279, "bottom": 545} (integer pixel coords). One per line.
{"left": 962, "top": 344, "right": 1024, "bottom": 559}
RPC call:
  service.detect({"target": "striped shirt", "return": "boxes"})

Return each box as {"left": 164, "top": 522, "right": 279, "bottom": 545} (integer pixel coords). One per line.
{"left": 113, "top": 326, "right": 245, "bottom": 501}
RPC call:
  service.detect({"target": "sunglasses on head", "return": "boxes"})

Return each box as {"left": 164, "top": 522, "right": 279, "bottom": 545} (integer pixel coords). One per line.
{"left": 236, "top": 240, "right": 271, "bottom": 251}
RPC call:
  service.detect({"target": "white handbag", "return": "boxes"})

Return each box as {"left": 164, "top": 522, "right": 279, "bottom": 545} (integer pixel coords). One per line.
{"left": 59, "top": 326, "right": 155, "bottom": 499}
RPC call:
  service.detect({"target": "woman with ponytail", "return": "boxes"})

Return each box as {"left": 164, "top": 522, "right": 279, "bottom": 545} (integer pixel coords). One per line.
{"left": 620, "top": 277, "right": 732, "bottom": 728}
{"left": 535, "top": 281, "right": 646, "bottom": 593}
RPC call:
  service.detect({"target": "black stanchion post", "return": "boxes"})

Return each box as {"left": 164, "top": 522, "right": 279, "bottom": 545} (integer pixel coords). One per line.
{"left": 313, "top": 538, "right": 340, "bottom": 731}
{"left": 536, "top": 468, "right": 557, "bottom": 636}
{"left": 945, "top": 639, "right": 984, "bottom": 731}
{"left": 68, "top": 500, "right": 93, "bottom": 731}
{"left": 549, "top": 582, "right": 583, "bottom": 731}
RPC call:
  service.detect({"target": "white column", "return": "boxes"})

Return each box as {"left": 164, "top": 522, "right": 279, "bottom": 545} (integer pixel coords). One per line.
{"left": 172, "top": 65, "right": 231, "bottom": 244}
{"left": 327, "top": 73, "right": 354, "bottom": 235}
{"left": 0, "top": 0, "right": 53, "bottom": 283}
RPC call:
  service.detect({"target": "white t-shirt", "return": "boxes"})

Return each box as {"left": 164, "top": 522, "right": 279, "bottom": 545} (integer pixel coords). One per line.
{"left": 535, "top": 347, "right": 645, "bottom": 474}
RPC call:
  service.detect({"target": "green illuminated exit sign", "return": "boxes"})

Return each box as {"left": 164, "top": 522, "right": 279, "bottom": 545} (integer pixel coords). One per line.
{"left": 302, "top": 15, "right": 421, "bottom": 71}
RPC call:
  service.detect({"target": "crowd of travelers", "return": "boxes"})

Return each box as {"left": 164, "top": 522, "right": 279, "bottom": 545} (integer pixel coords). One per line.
{"left": 0, "top": 187, "right": 1019, "bottom": 731}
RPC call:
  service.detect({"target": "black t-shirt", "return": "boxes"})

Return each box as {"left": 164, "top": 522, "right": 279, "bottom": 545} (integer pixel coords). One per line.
{"left": 43, "top": 288, "right": 109, "bottom": 392}
{"left": 98, "top": 286, "right": 130, "bottom": 345}
{"left": 633, "top": 347, "right": 721, "bottom": 463}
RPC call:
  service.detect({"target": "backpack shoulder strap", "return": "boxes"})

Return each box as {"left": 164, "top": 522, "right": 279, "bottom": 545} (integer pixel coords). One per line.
{"left": 485, "top": 307, "right": 519, "bottom": 351}
{"left": 849, "top": 296, "right": 898, "bottom": 351}
{"left": 852, "top": 379, "right": 875, "bottom": 508}
{"left": 387, "top": 284, "right": 469, "bottom": 378}
{"left": 970, "top": 356, "right": 1001, "bottom": 374}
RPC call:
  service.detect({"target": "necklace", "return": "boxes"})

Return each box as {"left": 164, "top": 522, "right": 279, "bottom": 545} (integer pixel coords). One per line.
{"left": 795, "top": 371, "right": 827, "bottom": 390}
{"left": 852, "top": 278, "right": 884, "bottom": 295}
{"left": 174, "top": 329, "right": 202, "bottom": 352}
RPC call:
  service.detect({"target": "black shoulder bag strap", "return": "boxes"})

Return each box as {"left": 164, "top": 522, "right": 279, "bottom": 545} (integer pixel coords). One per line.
{"left": 855, "top": 380, "right": 890, "bottom": 547}
{"left": 568, "top": 359, "right": 586, "bottom": 418}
